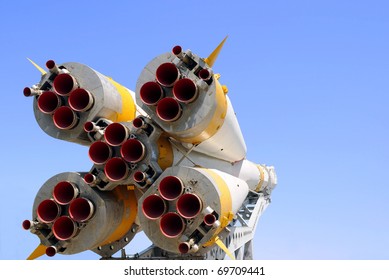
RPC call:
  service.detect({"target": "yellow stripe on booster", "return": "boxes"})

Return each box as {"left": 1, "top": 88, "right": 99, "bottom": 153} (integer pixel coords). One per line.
{"left": 106, "top": 77, "right": 137, "bottom": 122}
{"left": 100, "top": 186, "right": 137, "bottom": 246}
{"left": 201, "top": 168, "right": 234, "bottom": 248}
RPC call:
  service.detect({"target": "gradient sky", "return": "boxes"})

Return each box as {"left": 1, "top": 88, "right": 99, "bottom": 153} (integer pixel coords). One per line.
{"left": 0, "top": 1, "right": 388, "bottom": 260}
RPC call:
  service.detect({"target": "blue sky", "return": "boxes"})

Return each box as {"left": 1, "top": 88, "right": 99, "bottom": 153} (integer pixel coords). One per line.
{"left": 0, "top": 0, "right": 388, "bottom": 260}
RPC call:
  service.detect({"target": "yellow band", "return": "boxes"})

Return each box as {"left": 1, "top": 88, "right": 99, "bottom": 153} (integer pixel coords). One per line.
{"left": 106, "top": 77, "right": 137, "bottom": 122}
{"left": 157, "top": 135, "right": 174, "bottom": 170}
{"left": 255, "top": 165, "right": 265, "bottom": 192}
{"left": 201, "top": 169, "right": 234, "bottom": 247}
{"left": 100, "top": 186, "right": 137, "bottom": 246}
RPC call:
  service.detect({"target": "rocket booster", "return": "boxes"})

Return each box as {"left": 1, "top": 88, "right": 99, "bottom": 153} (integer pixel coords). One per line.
{"left": 23, "top": 172, "right": 138, "bottom": 258}
{"left": 136, "top": 46, "right": 246, "bottom": 162}
{"left": 138, "top": 166, "right": 249, "bottom": 254}
{"left": 22, "top": 40, "right": 277, "bottom": 259}
{"left": 24, "top": 60, "right": 140, "bottom": 145}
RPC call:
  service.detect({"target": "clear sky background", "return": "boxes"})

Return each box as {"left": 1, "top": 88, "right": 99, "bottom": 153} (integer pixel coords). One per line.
{"left": 0, "top": 1, "right": 388, "bottom": 260}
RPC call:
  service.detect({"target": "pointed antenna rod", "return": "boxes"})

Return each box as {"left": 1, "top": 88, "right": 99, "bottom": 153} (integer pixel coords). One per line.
{"left": 27, "top": 58, "right": 46, "bottom": 75}
{"left": 204, "top": 36, "right": 228, "bottom": 67}
{"left": 215, "top": 236, "right": 236, "bottom": 260}
{"left": 27, "top": 244, "right": 47, "bottom": 260}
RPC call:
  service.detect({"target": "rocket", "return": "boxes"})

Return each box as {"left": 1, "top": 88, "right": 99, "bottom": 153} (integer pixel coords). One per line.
{"left": 22, "top": 38, "right": 277, "bottom": 260}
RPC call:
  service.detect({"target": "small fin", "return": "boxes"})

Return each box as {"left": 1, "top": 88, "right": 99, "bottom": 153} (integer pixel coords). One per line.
{"left": 204, "top": 36, "right": 228, "bottom": 67}
{"left": 27, "top": 244, "right": 46, "bottom": 260}
{"left": 27, "top": 58, "right": 46, "bottom": 75}
{"left": 215, "top": 236, "right": 235, "bottom": 260}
